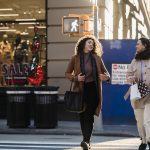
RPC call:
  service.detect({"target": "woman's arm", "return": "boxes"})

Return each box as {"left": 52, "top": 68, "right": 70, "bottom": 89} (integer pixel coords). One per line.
{"left": 126, "top": 59, "right": 137, "bottom": 84}
{"left": 99, "top": 58, "right": 110, "bottom": 81}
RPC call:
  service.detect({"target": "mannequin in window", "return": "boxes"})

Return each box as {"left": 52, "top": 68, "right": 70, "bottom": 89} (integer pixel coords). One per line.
{"left": 0, "top": 34, "right": 12, "bottom": 64}
{"left": 13, "top": 31, "right": 29, "bottom": 64}
{"left": 0, "top": 34, "right": 9, "bottom": 86}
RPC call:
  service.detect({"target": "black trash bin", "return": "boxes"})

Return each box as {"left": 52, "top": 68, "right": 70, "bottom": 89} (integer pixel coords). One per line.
{"left": 34, "top": 86, "right": 59, "bottom": 128}
{"left": 0, "top": 87, "right": 7, "bottom": 119}
{"left": 7, "top": 88, "right": 30, "bottom": 128}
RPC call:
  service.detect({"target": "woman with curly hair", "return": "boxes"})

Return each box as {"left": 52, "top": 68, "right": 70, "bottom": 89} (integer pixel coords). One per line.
{"left": 65, "top": 35, "right": 110, "bottom": 150}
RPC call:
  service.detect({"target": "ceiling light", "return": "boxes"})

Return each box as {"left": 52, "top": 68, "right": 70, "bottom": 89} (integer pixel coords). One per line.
{"left": 15, "top": 19, "right": 36, "bottom": 21}
{"left": 28, "top": 26, "right": 46, "bottom": 29}
{"left": 0, "top": 29, "right": 16, "bottom": 32}
{"left": 0, "top": 8, "right": 13, "bottom": 11}
{"left": 0, "top": 27, "right": 9, "bottom": 29}
{"left": 0, "top": 14, "right": 19, "bottom": 17}
{"left": 19, "top": 22, "right": 37, "bottom": 25}
{"left": 21, "top": 32, "right": 29, "bottom": 35}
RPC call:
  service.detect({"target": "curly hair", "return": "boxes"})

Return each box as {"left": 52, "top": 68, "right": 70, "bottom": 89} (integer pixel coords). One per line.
{"left": 75, "top": 35, "right": 103, "bottom": 56}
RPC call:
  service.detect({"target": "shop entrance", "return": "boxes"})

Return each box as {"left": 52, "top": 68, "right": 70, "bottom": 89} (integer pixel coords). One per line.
{"left": 0, "top": 0, "right": 47, "bottom": 118}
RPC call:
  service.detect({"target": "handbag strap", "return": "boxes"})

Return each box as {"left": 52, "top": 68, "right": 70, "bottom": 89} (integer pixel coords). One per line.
{"left": 70, "top": 81, "right": 73, "bottom": 91}
{"left": 141, "top": 61, "right": 144, "bottom": 81}
{"left": 69, "top": 81, "right": 85, "bottom": 93}
{"left": 69, "top": 53, "right": 85, "bottom": 92}
{"left": 68, "top": 54, "right": 85, "bottom": 93}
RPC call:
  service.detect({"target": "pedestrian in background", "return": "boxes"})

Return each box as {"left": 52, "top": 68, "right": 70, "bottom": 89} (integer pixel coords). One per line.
{"left": 127, "top": 37, "right": 150, "bottom": 150}
{"left": 65, "top": 35, "right": 110, "bottom": 150}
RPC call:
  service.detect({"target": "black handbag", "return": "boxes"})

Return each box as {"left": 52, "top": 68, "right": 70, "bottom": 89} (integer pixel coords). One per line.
{"left": 64, "top": 82, "right": 85, "bottom": 113}
{"left": 138, "top": 62, "right": 150, "bottom": 98}
{"left": 138, "top": 80, "right": 150, "bottom": 98}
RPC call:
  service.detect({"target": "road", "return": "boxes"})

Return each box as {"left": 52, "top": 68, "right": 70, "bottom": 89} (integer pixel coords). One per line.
{"left": 0, "top": 134, "right": 144, "bottom": 150}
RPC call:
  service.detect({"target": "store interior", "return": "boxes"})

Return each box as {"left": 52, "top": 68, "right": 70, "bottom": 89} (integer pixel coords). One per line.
{"left": 0, "top": 0, "right": 46, "bottom": 86}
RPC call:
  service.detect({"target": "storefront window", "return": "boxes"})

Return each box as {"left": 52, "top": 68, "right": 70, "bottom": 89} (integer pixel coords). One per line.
{"left": 0, "top": 0, "right": 46, "bottom": 87}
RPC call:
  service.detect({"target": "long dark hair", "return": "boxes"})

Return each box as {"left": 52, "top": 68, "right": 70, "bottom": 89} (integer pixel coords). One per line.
{"left": 135, "top": 37, "right": 150, "bottom": 60}
{"left": 76, "top": 38, "right": 96, "bottom": 55}
{"left": 139, "top": 37, "right": 150, "bottom": 51}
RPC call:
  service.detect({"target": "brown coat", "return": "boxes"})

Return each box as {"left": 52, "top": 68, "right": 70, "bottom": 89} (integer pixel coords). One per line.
{"left": 65, "top": 54, "right": 110, "bottom": 116}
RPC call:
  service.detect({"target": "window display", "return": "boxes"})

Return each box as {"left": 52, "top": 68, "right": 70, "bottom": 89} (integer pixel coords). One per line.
{"left": 0, "top": 0, "right": 46, "bottom": 87}
{"left": 0, "top": 34, "right": 12, "bottom": 64}
{"left": 0, "top": 26, "right": 46, "bottom": 86}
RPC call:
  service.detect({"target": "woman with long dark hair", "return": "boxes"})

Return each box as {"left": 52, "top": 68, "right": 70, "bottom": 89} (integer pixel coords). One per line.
{"left": 127, "top": 37, "right": 150, "bottom": 150}
{"left": 65, "top": 35, "right": 110, "bottom": 150}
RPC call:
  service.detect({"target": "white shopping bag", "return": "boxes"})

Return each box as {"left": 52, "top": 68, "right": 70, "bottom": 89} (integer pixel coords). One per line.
{"left": 130, "top": 83, "right": 141, "bottom": 101}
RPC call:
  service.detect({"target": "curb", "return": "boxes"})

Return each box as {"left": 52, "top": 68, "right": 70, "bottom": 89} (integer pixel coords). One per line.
{"left": 0, "top": 120, "right": 138, "bottom": 137}
{"left": 0, "top": 128, "right": 138, "bottom": 137}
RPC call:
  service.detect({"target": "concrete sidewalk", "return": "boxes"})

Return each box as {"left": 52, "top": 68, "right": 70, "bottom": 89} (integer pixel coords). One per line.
{"left": 0, "top": 119, "right": 138, "bottom": 137}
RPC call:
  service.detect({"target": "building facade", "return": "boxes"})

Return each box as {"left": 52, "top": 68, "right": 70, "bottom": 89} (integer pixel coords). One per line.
{"left": 47, "top": 0, "right": 150, "bottom": 98}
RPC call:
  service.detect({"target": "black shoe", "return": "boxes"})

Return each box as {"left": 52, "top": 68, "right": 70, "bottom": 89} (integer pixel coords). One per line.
{"left": 80, "top": 141, "right": 90, "bottom": 150}
{"left": 138, "top": 143, "right": 147, "bottom": 150}
{"left": 148, "top": 142, "right": 150, "bottom": 150}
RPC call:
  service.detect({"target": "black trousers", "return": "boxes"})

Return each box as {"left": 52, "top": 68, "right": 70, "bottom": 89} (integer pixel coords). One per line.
{"left": 79, "top": 81, "right": 99, "bottom": 142}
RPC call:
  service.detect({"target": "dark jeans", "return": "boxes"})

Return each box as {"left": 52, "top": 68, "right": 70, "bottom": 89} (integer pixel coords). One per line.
{"left": 79, "top": 81, "right": 99, "bottom": 142}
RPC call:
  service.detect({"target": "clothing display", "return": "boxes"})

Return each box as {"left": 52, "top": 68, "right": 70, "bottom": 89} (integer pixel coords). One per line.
{"left": 0, "top": 40, "right": 12, "bottom": 63}
{"left": 0, "top": 31, "right": 46, "bottom": 86}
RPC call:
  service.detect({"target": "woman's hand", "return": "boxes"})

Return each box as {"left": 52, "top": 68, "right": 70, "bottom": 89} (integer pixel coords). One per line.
{"left": 127, "top": 76, "right": 138, "bottom": 84}
{"left": 78, "top": 73, "right": 85, "bottom": 82}
{"left": 99, "top": 73, "right": 109, "bottom": 81}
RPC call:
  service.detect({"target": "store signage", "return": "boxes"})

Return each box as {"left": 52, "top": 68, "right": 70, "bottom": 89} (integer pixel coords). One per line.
{"left": 1, "top": 63, "right": 30, "bottom": 85}
{"left": 111, "top": 63, "right": 129, "bottom": 85}
{"left": 2, "top": 63, "right": 29, "bottom": 78}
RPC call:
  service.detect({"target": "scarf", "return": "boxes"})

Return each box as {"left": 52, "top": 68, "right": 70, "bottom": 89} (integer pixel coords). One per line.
{"left": 135, "top": 49, "right": 150, "bottom": 60}
{"left": 80, "top": 52, "right": 98, "bottom": 82}
{"left": 80, "top": 53, "right": 100, "bottom": 99}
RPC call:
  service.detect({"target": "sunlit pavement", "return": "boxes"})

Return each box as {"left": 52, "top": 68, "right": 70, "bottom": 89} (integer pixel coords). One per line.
{"left": 0, "top": 134, "right": 145, "bottom": 150}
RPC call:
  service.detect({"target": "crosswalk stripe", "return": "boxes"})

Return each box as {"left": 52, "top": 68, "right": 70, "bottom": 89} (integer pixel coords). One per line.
{"left": 0, "top": 143, "right": 78, "bottom": 150}
{"left": 0, "top": 142, "right": 140, "bottom": 150}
